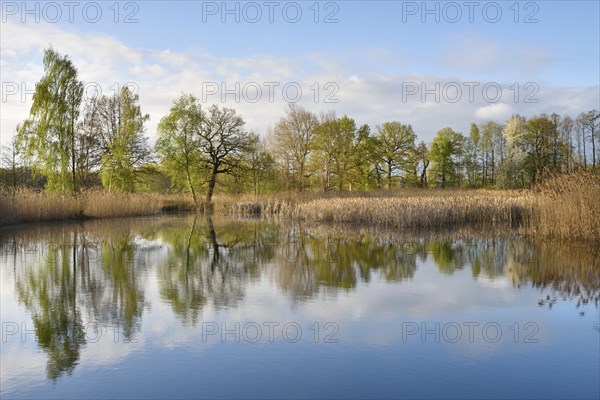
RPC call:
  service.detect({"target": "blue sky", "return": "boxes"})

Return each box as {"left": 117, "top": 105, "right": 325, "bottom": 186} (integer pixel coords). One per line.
{"left": 1, "top": 0, "right": 599, "bottom": 146}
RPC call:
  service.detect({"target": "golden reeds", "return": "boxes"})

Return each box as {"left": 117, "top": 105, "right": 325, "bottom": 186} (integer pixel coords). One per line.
{"left": 293, "top": 194, "right": 534, "bottom": 229}
{"left": 225, "top": 170, "right": 600, "bottom": 241}
{"left": 0, "top": 189, "right": 193, "bottom": 226}
{"left": 531, "top": 170, "right": 600, "bottom": 241}
{"left": 2, "top": 170, "right": 598, "bottom": 241}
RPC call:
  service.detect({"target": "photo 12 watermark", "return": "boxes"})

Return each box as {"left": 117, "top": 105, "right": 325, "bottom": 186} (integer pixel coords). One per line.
{"left": 2, "top": 320, "right": 142, "bottom": 344}
{"left": 199, "top": 81, "right": 340, "bottom": 104}
{"left": 400, "top": 1, "right": 540, "bottom": 24}
{"left": 0, "top": 240, "right": 148, "bottom": 266}
{"left": 1, "top": 1, "right": 140, "bottom": 24}
{"left": 401, "top": 321, "right": 540, "bottom": 344}
{"left": 400, "top": 81, "right": 539, "bottom": 104}
{"left": 1, "top": 81, "right": 140, "bottom": 103}
{"left": 1, "top": 320, "right": 340, "bottom": 345}
{"left": 199, "top": 1, "right": 340, "bottom": 23}
{"left": 201, "top": 321, "right": 340, "bottom": 343}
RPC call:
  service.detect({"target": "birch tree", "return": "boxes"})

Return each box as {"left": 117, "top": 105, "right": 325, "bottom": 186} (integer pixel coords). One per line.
{"left": 16, "top": 48, "right": 83, "bottom": 192}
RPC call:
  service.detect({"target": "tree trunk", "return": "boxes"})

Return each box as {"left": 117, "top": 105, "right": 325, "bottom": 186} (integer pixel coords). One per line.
{"left": 324, "top": 163, "right": 330, "bottom": 191}
{"left": 482, "top": 152, "right": 487, "bottom": 186}
{"left": 206, "top": 165, "right": 218, "bottom": 204}
{"left": 206, "top": 215, "right": 219, "bottom": 270}
{"left": 186, "top": 166, "right": 197, "bottom": 205}
{"left": 591, "top": 125, "right": 596, "bottom": 167}
{"left": 299, "top": 162, "right": 305, "bottom": 192}
{"left": 583, "top": 130, "right": 587, "bottom": 168}
{"left": 420, "top": 161, "right": 428, "bottom": 188}
{"left": 11, "top": 164, "right": 16, "bottom": 189}
{"left": 490, "top": 148, "right": 495, "bottom": 186}
{"left": 71, "top": 101, "right": 77, "bottom": 194}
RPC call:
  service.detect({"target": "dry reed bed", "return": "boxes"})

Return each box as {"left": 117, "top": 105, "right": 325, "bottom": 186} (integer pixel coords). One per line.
{"left": 82, "top": 191, "right": 163, "bottom": 218}
{"left": 227, "top": 171, "right": 600, "bottom": 241}
{"left": 1, "top": 191, "right": 82, "bottom": 225}
{"left": 2, "top": 171, "right": 598, "bottom": 241}
{"left": 229, "top": 198, "right": 296, "bottom": 216}
{"left": 531, "top": 171, "right": 600, "bottom": 241}
{"left": 227, "top": 191, "right": 534, "bottom": 229}
{"left": 0, "top": 189, "right": 186, "bottom": 226}
{"left": 292, "top": 195, "right": 534, "bottom": 229}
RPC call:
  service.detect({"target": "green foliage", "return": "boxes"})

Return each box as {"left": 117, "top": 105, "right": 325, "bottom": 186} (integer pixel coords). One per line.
{"left": 156, "top": 95, "right": 264, "bottom": 201}
{"left": 313, "top": 115, "right": 371, "bottom": 190}
{"left": 428, "top": 127, "right": 465, "bottom": 188}
{"left": 10, "top": 47, "right": 598, "bottom": 196}
{"left": 463, "top": 123, "right": 481, "bottom": 188}
{"left": 500, "top": 114, "right": 567, "bottom": 188}
{"left": 480, "top": 121, "right": 504, "bottom": 187}
{"left": 135, "top": 163, "right": 171, "bottom": 193}
{"left": 372, "top": 122, "right": 417, "bottom": 189}
{"left": 16, "top": 47, "right": 83, "bottom": 192}
{"left": 156, "top": 94, "right": 206, "bottom": 202}
{"left": 98, "top": 87, "right": 151, "bottom": 193}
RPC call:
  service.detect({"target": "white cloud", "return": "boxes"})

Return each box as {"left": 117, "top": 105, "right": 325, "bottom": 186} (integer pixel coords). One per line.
{"left": 475, "top": 103, "right": 515, "bottom": 120}
{"left": 1, "top": 22, "right": 598, "bottom": 148}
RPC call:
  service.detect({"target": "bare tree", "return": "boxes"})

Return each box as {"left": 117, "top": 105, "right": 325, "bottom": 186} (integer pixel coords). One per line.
{"left": 575, "top": 111, "right": 600, "bottom": 168}
{"left": 582, "top": 110, "right": 600, "bottom": 167}
{"left": 415, "top": 141, "right": 429, "bottom": 188}
{"left": 272, "top": 104, "right": 318, "bottom": 191}
{"left": 199, "top": 105, "right": 254, "bottom": 204}
{"left": 559, "top": 116, "right": 574, "bottom": 172}
{"left": 575, "top": 114, "right": 587, "bottom": 168}
{"left": 1, "top": 138, "right": 22, "bottom": 189}
{"left": 83, "top": 87, "right": 151, "bottom": 192}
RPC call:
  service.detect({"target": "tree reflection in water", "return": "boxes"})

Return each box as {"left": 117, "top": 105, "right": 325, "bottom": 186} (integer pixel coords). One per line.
{"left": 14, "top": 229, "right": 86, "bottom": 380}
{"left": 6, "top": 220, "right": 152, "bottom": 380}
{"left": 2, "top": 217, "right": 598, "bottom": 380}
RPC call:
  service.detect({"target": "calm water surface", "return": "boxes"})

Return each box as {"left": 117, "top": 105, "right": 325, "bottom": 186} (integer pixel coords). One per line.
{"left": 1, "top": 215, "right": 598, "bottom": 399}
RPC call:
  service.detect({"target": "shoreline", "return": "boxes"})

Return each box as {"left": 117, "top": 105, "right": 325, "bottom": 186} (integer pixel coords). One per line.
{"left": 2, "top": 170, "right": 599, "bottom": 241}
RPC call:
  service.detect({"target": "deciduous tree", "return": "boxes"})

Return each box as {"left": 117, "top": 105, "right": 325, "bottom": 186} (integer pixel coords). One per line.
{"left": 272, "top": 104, "right": 318, "bottom": 191}
{"left": 16, "top": 48, "right": 83, "bottom": 192}
{"left": 372, "top": 122, "right": 416, "bottom": 189}
{"left": 428, "top": 127, "right": 465, "bottom": 188}
{"left": 156, "top": 94, "right": 205, "bottom": 203}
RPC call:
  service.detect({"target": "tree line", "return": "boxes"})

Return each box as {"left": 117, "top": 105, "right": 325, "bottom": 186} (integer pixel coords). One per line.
{"left": 2, "top": 48, "right": 599, "bottom": 203}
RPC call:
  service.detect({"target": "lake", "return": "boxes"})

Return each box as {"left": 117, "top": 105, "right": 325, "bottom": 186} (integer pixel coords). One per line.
{"left": 1, "top": 215, "right": 598, "bottom": 399}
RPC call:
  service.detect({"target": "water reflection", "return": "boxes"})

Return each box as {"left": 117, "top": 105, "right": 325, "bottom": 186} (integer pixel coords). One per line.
{"left": 1, "top": 216, "right": 599, "bottom": 382}
{"left": 14, "top": 229, "right": 86, "bottom": 380}
{"left": 5, "top": 223, "right": 151, "bottom": 380}
{"left": 156, "top": 216, "right": 267, "bottom": 325}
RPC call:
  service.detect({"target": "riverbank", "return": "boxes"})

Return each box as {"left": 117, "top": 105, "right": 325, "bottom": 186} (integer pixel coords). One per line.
{"left": 2, "top": 171, "right": 599, "bottom": 241}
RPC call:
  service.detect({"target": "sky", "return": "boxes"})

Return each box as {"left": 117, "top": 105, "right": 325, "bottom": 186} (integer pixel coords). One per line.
{"left": 1, "top": 0, "right": 599, "bottom": 147}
